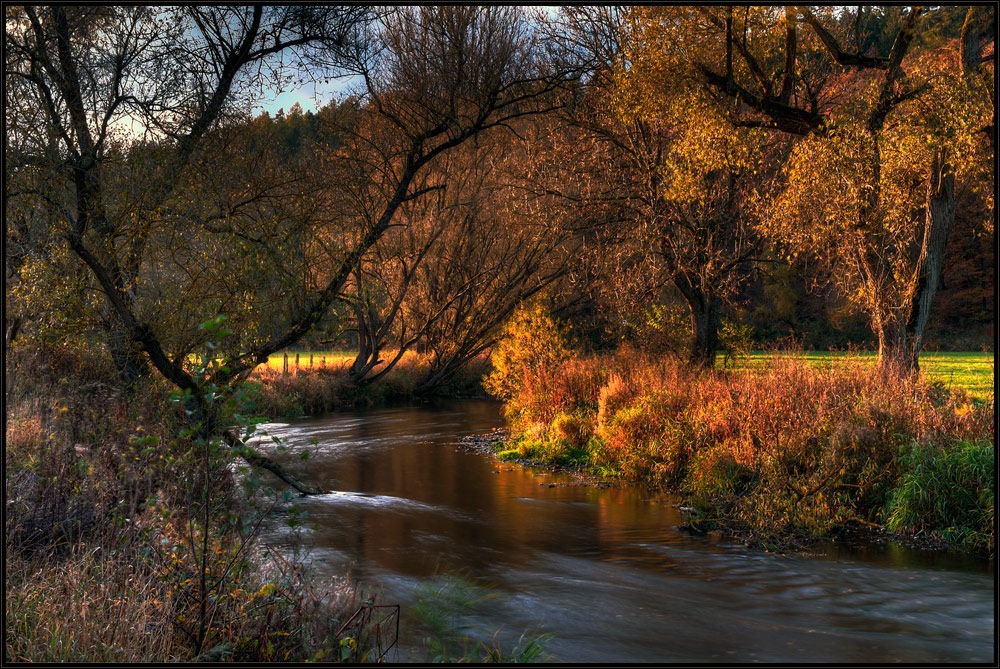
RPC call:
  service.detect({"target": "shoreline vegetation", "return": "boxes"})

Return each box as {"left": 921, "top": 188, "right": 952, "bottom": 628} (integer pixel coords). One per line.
{"left": 248, "top": 341, "right": 994, "bottom": 557}
{"left": 4, "top": 340, "right": 993, "bottom": 662}
{"left": 246, "top": 351, "right": 490, "bottom": 418}
{"left": 3, "top": 345, "right": 493, "bottom": 663}
{"left": 5, "top": 343, "right": 379, "bottom": 663}
{"left": 480, "top": 333, "right": 994, "bottom": 556}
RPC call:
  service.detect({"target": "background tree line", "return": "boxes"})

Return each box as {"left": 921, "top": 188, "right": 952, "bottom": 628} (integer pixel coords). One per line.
{"left": 6, "top": 5, "right": 994, "bottom": 411}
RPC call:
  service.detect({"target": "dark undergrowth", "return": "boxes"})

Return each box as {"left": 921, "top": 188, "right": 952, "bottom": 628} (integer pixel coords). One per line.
{"left": 5, "top": 341, "right": 393, "bottom": 662}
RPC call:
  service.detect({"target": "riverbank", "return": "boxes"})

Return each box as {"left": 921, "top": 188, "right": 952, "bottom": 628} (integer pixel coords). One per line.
{"left": 458, "top": 427, "right": 977, "bottom": 555}
{"left": 459, "top": 428, "right": 614, "bottom": 489}
{"left": 246, "top": 353, "right": 489, "bottom": 418}
{"left": 484, "top": 347, "right": 995, "bottom": 556}
{"left": 250, "top": 401, "right": 995, "bottom": 663}
{"left": 4, "top": 344, "right": 377, "bottom": 662}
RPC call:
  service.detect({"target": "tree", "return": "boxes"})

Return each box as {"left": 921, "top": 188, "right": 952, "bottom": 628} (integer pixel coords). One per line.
{"left": 686, "top": 5, "right": 993, "bottom": 371}
{"left": 546, "top": 7, "right": 772, "bottom": 367}
{"left": 406, "top": 123, "right": 579, "bottom": 392}
{"left": 6, "top": 5, "right": 573, "bottom": 490}
{"left": 339, "top": 146, "right": 484, "bottom": 385}
{"left": 6, "top": 5, "right": 370, "bottom": 380}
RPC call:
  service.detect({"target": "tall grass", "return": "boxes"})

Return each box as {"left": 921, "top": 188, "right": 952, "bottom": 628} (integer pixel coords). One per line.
{"left": 5, "top": 547, "right": 177, "bottom": 662}
{"left": 4, "top": 341, "right": 383, "bottom": 662}
{"left": 885, "top": 440, "right": 994, "bottom": 552}
{"left": 494, "top": 346, "right": 995, "bottom": 551}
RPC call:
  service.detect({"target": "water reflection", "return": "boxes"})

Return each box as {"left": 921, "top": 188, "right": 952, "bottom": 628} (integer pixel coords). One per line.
{"left": 256, "top": 400, "right": 994, "bottom": 663}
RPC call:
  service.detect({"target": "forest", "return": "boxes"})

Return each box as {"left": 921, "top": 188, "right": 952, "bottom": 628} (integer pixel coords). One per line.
{"left": 5, "top": 5, "right": 995, "bottom": 663}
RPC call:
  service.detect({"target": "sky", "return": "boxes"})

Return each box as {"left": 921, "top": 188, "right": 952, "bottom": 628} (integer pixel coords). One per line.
{"left": 254, "top": 75, "right": 360, "bottom": 116}
{"left": 252, "top": 6, "right": 561, "bottom": 116}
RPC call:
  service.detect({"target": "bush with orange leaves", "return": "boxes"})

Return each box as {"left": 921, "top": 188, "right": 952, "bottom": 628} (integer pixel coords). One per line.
{"left": 492, "top": 348, "right": 994, "bottom": 551}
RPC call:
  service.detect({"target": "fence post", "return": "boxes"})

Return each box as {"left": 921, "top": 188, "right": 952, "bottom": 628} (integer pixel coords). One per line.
{"left": 295, "top": 352, "right": 300, "bottom": 373}
{"left": 310, "top": 353, "right": 314, "bottom": 369}
{"left": 283, "top": 352, "right": 288, "bottom": 375}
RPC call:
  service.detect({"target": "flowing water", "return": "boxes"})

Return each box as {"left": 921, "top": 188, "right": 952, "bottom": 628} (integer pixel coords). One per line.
{"left": 253, "top": 399, "right": 995, "bottom": 663}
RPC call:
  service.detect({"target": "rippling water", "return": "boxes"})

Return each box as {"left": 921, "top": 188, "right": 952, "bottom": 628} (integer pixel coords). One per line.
{"left": 252, "top": 399, "right": 995, "bottom": 663}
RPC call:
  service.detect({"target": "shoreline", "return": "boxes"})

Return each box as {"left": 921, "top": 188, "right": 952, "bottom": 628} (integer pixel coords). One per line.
{"left": 456, "top": 428, "right": 988, "bottom": 558}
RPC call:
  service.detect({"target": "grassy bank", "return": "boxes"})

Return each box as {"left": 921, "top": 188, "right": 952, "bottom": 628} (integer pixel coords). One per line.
{"left": 490, "top": 347, "right": 994, "bottom": 554}
{"left": 4, "top": 343, "right": 391, "bottom": 662}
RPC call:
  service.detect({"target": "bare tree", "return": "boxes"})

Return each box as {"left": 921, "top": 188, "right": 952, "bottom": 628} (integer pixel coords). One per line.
{"left": 6, "top": 5, "right": 575, "bottom": 490}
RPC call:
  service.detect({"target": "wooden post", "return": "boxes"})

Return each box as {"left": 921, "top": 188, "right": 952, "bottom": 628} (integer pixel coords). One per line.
{"left": 295, "top": 352, "right": 300, "bottom": 373}
{"left": 283, "top": 352, "right": 288, "bottom": 375}
{"left": 310, "top": 353, "right": 314, "bottom": 368}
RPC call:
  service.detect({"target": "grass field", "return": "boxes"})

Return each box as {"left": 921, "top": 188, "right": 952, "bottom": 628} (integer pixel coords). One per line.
{"left": 257, "top": 349, "right": 994, "bottom": 402}
{"left": 731, "top": 350, "right": 994, "bottom": 402}
{"left": 260, "top": 350, "right": 356, "bottom": 371}
{"left": 257, "top": 350, "right": 426, "bottom": 373}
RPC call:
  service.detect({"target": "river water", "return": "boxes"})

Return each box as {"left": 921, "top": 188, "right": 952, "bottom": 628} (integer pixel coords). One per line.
{"left": 253, "top": 399, "right": 995, "bottom": 663}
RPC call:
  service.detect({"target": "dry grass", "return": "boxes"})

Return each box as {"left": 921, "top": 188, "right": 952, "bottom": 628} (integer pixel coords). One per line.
{"left": 5, "top": 547, "right": 178, "bottom": 663}
{"left": 498, "top": 348, "right": 994, "bottom": 548}
{"left": 247, "top": 350, "right": 489, "bottom": 418}
{"left": 260, "top": 349, "right": 358, "bottom": 373}
{"left": 4, "top": 341, "right": 387, "bottom": 662}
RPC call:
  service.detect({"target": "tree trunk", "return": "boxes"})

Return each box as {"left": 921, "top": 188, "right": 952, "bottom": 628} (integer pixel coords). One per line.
{"left": 688, "top": 297, "right": 719, "bottom": 369}
{"left": 675, "top": 275, "right": 719, "bottom": 369}
{"left": 872, "top": 151, "right": 957, "bottom": 375}
{"left": 350, "top": 301, "right": 372, "bottom": 382}
{"left": 4, "top": 315, "right": 22, "bottom": 435}
{"left": 103, "top": 307, "right": 149, "bottom": 386}
{"left": 873, "top": 317, "right": 909, "bottom": 373}
{"left": 901, "top": 149, "right": 958, "bottom": 372}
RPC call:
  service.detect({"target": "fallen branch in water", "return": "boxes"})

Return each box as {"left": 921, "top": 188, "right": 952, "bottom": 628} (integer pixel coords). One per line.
{"left": 223, "top": 430, "right": 325, "bottom": 496}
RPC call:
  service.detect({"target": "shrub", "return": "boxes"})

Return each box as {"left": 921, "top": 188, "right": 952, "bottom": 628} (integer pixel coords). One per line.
{"left": 596, "top": 392, "right": 692, "bottom": 484}
{"left": 596, "top": 373, "right": 631, "bottom": 433}
{"left": 683, "top": 447, "right": 756, "bottom": 511}
{"left": 719, "top": 320, "right": 754, "bottom": 368}
{"left": 483, "top": 302, "right": 576, "bottom": 403}
{"left": 495, "top": 346, "right": 995, "bottom": 549}
{"left": 551, "top": 411, "right": 594, "bottom": 450}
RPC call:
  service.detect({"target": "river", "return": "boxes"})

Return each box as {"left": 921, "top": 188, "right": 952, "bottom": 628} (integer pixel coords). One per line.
{"left": 253, "top": 399, "right": 995, "bottom": 663}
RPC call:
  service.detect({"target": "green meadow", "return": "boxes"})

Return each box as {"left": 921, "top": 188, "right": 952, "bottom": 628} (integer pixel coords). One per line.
{"left": 730, "top": 351, "right": 994, "bottom": 402}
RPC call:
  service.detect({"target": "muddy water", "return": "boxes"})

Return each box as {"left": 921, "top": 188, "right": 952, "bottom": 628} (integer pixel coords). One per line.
{"left": 254, "top": 399, "right": 994, "bottom": 663}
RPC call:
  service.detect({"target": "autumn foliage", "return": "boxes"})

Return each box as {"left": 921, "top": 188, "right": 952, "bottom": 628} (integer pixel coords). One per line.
{"left": 490, "top": 337, "right": 994, "bottom": 551}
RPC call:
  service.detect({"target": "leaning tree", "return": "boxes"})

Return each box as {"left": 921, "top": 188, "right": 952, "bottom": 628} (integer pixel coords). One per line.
{"left": 5, "top": 5, "right": 576, "bottom": 490}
